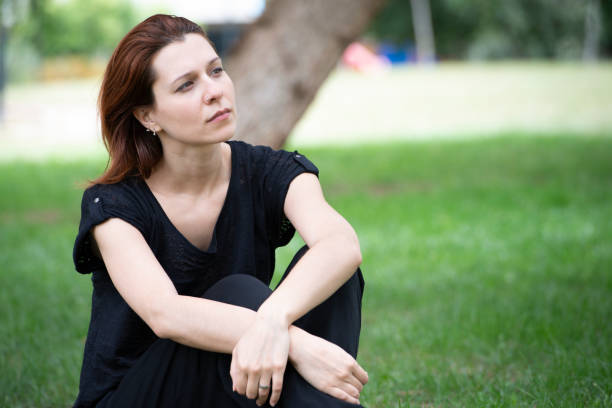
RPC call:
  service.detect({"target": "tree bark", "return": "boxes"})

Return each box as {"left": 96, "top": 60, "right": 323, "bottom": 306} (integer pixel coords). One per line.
{"left": 225, "top": 0, "right": 387, "bottom": 149}
{"left": 0, "top": 8, "right": 9, "bottom": 123}
{"left": 0, "top": 25, "right": 6, "bottom": 122}
{"left": 583, "top": 0, "right": 602, "bottom": 61}
{"left": 410, "top": 0, "right": 435, "bottom": 64}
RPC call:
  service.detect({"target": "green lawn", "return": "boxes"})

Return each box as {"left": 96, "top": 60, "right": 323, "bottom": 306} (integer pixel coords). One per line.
{"left": 1, "top": 134, "right": 611, "bottom": 407}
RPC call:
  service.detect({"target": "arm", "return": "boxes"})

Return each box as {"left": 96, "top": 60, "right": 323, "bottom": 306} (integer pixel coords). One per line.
{"left": 92, "top": 218, "right": 258, "bottom": 353}
{"left": 231, "top": 173, "right": 367, "bottom": 404}
{"left": 258, "top": 172, "right": 363, "bottom": 325}
{"left": 93, "top": 218, "right": 339, "bottom": 405}
{"left": 95, "top": 174, "right": 366, "bottom": 405}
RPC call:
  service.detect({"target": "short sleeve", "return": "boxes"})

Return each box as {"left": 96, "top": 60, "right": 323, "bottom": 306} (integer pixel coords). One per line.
{"left": 256, "top": 146, "right": 319, "bottom": 247}
{"left": 73, "top": 182, "right": 150, "bottom": 274}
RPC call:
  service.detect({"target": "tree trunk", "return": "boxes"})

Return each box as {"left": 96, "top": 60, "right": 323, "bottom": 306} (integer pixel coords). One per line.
{"left": 410, "top": 0, "right": 435, "bottom": 63}
{"left": 0, "top": 17, "right": 8, "bottom": 122}
{"left": 583, "top": 0, "right": 602, "bottom": 61}
{"left": 30, "top": 0, "right": 46, "bottom": 54}
{"left": 225, "top": 0, "right": 387, "bottom": 149}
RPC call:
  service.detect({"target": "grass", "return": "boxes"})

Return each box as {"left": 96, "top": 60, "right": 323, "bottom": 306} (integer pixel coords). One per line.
{"left": 1, "top": 133, "right": 611, "bottom": 407}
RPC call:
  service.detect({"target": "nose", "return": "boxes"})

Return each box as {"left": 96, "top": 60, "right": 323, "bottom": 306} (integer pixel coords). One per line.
{"left": 203, "top": 78, "right": 223, "bottom": 104}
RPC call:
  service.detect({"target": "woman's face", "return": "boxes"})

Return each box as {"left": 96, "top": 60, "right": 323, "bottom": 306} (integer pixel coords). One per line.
{"left": 146, "top": 33, "right": 237, "bottom": 146}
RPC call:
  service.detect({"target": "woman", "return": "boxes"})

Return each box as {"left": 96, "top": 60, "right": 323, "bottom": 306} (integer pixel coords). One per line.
{"left": 73, "top": 14, "right": 367, "bottom": 408}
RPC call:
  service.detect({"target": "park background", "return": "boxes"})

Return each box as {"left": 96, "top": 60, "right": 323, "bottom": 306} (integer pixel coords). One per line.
{"left": 1, "top": 0, "right": 611, "bottom": 406}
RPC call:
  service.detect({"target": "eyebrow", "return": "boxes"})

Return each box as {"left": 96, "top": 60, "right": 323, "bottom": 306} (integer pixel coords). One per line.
{"left": 171, "top": 57, "right": 221, "bottom": 84}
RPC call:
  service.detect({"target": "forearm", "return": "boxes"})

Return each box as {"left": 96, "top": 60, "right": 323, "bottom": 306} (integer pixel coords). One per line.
{"left": 258, "top": 233, "right": 362, "bottom": 326}
{"left": 156, "top": 295, "right": 256, "bottom": 353}
{"left": 156, "top": 295, "right": 312, "bottom": 356}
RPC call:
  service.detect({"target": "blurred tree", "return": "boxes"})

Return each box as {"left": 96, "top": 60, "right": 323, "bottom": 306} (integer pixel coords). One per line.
{"left": 367, "top": 0, "right": 412, "bottom": 45}
{"left": 583, "top": 0, "right": 602, "bottom": 60}
{"left": 602, "top": 0, "right": 612, "bottom": 57}
{"left": 0, "top": 0, "right": 27, "bottom": 120}
{"left": 38, "top": 0, "right": 136, "bottom": 57}
{"left": 0, "top": 12, "right": 5, "bottom": 121}
{"left": 9, "top": 0, "right": 137, "bottom": 59}
{"left": 368, "top": 0, "right": 607, "bottom": 60}
{"left": 410, "top": 0, "right": 435, "bottom": 63}
{"left": 27, "top": 0, "right": 45, "bottom": 52}
{"left": 227, "top": 0, "right": 387, "bottom": 148}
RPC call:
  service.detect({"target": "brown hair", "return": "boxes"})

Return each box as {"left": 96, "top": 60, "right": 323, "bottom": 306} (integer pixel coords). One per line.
{"left": 94, "top": 14, "right": 215, "bottom": 184}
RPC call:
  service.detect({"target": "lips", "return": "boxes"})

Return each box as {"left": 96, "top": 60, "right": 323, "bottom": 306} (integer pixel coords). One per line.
{"left": 207, "top": 108, "right": 231, "bottom": 123}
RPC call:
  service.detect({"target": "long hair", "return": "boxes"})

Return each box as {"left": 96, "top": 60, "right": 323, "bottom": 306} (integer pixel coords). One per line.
{"left": 93, "top": 14, "right": 215, "bottom": 184}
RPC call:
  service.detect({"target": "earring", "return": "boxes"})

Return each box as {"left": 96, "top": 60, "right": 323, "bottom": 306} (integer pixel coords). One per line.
{"left": 145, "top": 128, "right": 157, "bottom": 137}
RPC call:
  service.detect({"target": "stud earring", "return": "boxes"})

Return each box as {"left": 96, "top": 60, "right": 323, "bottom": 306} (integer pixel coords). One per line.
{"left": 145, "top": 128, "right": 157, "bottom": 137}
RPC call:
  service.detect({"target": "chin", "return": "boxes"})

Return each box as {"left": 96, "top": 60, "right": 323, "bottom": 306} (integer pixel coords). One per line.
{"left": 202, "top": 128, "right": 235, "bottom": 145}
{"left": 216, "top": 127, "right": 236, "bottom": 142}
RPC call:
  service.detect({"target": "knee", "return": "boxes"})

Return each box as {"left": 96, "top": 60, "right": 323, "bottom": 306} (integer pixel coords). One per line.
{"left": 202, "top": 274, "right": 272, "bottom": 311}
{"left": 351, "top": 267, "right": 365, "bottom": 299}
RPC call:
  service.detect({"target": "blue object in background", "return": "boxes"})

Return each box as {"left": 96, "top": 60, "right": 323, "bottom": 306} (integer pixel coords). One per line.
{"left": 378, "top": 42, "right": 414, "bottom": 64}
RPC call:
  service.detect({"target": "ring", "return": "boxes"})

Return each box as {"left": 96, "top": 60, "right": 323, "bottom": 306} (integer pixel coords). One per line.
{"left": 258, "top": 384, "right": 270, "bottom": 390}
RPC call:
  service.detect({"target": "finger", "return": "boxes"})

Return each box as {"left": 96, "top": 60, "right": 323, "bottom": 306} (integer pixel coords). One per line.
{"left": 339, "top": 382, "right": 361, "bottom": 401}
{"left": 344, "top": 373, "right": 364, "bottom": 394}
{"left": 256, "top": 374, "right": 272, "bottom": 406}
{"left": 269, "top": 365, "right": 286, "bottom": 406}
{"left": 353, "top": 362, "right": 369, "bottom": 385}
{"left": 230, "top": 357, "right": 248, "bottom": 395}
{"left": 328, "top": 387, "right": 360, "bottom": 405}
{"left": 245, "top": 371, "right": 261, "bottom": 399}
{"left": 230, "top": 357, "right": 235, "bottom": 391}
{"left": 234, "top": 372, "right": 248, "bottom": 395}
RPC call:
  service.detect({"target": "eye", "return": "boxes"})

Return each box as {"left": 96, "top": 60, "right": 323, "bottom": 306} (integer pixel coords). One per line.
{"left": 211, "top": 66, "right": 224, "bottom": 76}
{"left": 176, "top": 80, "right": 194, "bottom": 92}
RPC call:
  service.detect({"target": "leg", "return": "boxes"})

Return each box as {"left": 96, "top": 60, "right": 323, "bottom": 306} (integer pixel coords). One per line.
{"left": 272, "top": 245, "right": 365, "bottom": 407}
{"left": 100, "top": 245, "right": 365, "bottom": 408}
{"left": 279, "top": 245, "right": 365, "bottom": 358}
{"left": 99, "top": 274, "right": 271, "bottom": 408}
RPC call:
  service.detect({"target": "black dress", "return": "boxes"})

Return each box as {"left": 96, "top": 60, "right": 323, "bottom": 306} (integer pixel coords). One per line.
{"left": 73, "top": 141, "right": 364, "bottom": 407}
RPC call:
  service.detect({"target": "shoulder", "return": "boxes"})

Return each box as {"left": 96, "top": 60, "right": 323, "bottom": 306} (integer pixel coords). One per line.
{"left": 228, "top": 140, "right": 270, "bottom": 165}
{"left": 83, "top": 176, "right": 143, "bottom": 200}
{"left": 81, "top": 177, "right": 150, "bottom": 213}
{"left": 78, "top": 177, "right": 153, "bottom": 241}
{"left": 74, "top": 177, "right": 153, "bottom": 273}
{"left": 228, "top": 140, "right": 318, "bottom": 177}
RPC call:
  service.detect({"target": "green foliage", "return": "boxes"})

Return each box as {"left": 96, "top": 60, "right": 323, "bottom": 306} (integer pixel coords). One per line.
{"left": 11, "top": 0, "right": 138, "bottom": 57}
{"left": 368, "top": 0, "right": 608, "bottom": 59}
{"left": 2, "top": 134, "right": 611, "bottom": 406}
{"left": 602, "top": 1, "right": 612, "bottom": 56}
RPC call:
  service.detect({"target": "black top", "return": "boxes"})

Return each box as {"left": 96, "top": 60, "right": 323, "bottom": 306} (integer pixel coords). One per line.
{"left": 72, "top": 141, "right": 319, "bottom": 407}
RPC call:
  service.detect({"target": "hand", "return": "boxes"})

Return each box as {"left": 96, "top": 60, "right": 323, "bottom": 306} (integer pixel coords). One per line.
{"left": 289, "top": 327, "right": 369, "bottom": 405}
{"left": 230, "top": 313, "right": 290, "bottom": 407}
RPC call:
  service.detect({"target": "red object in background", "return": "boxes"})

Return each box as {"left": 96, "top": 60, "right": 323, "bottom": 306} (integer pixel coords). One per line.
{"left": 342, "top": 42, "right": 391, "bottom": 73}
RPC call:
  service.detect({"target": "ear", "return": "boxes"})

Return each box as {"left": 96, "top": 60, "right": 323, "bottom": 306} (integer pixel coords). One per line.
{"left": 132, "top": 106, "right": 157, "bottom": 131}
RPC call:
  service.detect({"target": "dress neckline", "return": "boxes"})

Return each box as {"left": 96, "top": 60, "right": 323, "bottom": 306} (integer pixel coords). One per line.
{"left": 140, "top": 141, "right": 236, "bottom": 255}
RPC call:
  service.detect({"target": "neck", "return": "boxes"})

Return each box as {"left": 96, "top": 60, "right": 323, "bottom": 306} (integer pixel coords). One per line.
{"left": 146, "top": 141, "right": 230, "bottom": 196}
